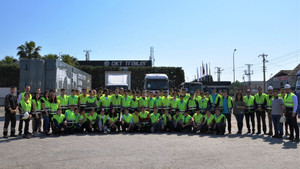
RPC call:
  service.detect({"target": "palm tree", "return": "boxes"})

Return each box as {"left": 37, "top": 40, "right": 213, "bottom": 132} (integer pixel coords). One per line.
{"left": 17, "top": 41, "right": 42, "bottom": 59}
{"left": 43, "top": 54, "right": 59, "bottom": 59}
{"left": 61, "top": 54, "right": 79, "bottom": 66}
{"left": 0, "top": 56, "right": 17, "bottom": 64}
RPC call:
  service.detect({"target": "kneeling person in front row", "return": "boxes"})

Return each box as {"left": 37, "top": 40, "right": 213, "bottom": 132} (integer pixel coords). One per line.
{"left": 162, "top": 109, "right": 173, "bottom": 132}
{"left": 173, "top": 109, "right": 183, "bottom": 132}
{"left": 108, "top": 107, "right": 120, "bottom": 133}
{"left": 192, "top": 109, "right": 203, "bottom": 133}
{"left": 98, "top": 109, "right": 109, "bottom": 133}
{"left": 121, "top": 108, "right": 133, "bottom": 133}
{"left": 201, "top": 109, "right": 215, "bottom": 133}
{"left": 182, "top": 111, "right": 192, "bottom": 132}
{"left": 214, "top": 108, "right": 226, "bottom": 135}
{"left": 86, "top": 108, "right": 98, "bottom": 133}
{"left": 150, "top": 107, "right": 162, "bottom": 133}
{"left": 52, "top": 109, "right": 66, "bottom": 135}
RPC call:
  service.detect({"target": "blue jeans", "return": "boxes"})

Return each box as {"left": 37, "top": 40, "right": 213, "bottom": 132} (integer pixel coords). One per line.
{"left": 272, "top": 115, "right": 283, "bottom": 136}
{"left": 43, "top": 115, "right": 50, "bottom": 133}
{"left": 151, "top": 120, "right": 162, "bottom": 132}
{"left": 34, "top": 117, "right": 41, "bottom": 132}
{"left": 234, "top": 114, "right": 244, "bottom": 132}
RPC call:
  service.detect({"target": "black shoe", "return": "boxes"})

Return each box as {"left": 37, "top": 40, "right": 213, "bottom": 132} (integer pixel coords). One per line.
{"left": 272, "top": 135, "right": 278, "bottom": 138}
{"left": 247, "top": 129, "right": 251, "bottom": 134}
{"left": 268, "top": 132, "right": 273, "bottom": 136}
{"left": 256, "top": 132, "right": 261, "bottom": 135}
{"left": 10, "top": 134, "right": 17, "bottom": 137}
{"left": 3, "top": 135, "right": 8, "bottom": 138}
{"left": 18, "top": 132, "right": 22, "bottom": 136}
{"left": 277, "top": 135, "right": 283, "bottom": 139}
{"left": 252, "top": 130, "right": 255, "bottom": 134}
{"left": 236, "top": 131, "right": 241, "bottom": 134}
{"left": 23, "top": 134, "right": 31, "bottom": 139}
{"left": 294, "top": 138, "right": 300, "bottom": 143}
{"left": 285, "top": 137, "right": 294, "bottom": 141}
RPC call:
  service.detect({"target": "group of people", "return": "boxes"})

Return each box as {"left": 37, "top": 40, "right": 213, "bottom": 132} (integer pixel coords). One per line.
{"left": 3, "top": 84, "right": 299, "bottom": 142}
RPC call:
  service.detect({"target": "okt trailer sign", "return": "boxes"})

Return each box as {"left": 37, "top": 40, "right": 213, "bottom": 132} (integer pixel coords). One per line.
{"left": 78, "top": 60, "right": 152, "bottom": 67}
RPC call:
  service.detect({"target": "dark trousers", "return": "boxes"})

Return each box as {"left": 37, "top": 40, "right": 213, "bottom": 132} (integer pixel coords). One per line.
{"left": 87, "top": 120, "right": 99, "bottom": 133}
{"left": 245, "top": 111, "right": 255, "bottom": 132}
{"left": 33, "top": 117, "right": 41, "bottom": 132}
{"left": 163, "top": 120, "right": 173, "bottom": 132}
{"left": 234, "top": 114, "right": 244, "bottom": 132}
{"left": 3, "top": 112, "right": 16, "bottom": 136}
{"left": 121, "top": 123, "right": 133, "bottom": 132}
{"left": 201, "top": 124, "right": 214, "bottom": 133}
{"left": 52, "top": 119, "right": 66, "bottom": 134}
{"left": 256, "top": 110, "right": 266, "bottom": 133}
{"left": 272, "top": 115, "right": 283, "bottom": 136}
{"left": 18, "top": 118, "right": 30, "bottom": 135}
{"left": 215, "top": 123, "right": 226, "bottom": 135}
{"left": 108, "top": 121, "right": 120, "bottom": 132}
{"left": 223, "top": 113, "right": 231, "bottom": 133}
{"left": 286, "top": 113, "right": 299, "bottom": 139}
{"left": 267, "top": 110, "right": 273, "bottom": 133}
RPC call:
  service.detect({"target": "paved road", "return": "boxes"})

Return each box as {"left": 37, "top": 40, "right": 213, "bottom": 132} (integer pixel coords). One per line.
{"left": 0, "top": 107, "right": 299, "bottom": 169}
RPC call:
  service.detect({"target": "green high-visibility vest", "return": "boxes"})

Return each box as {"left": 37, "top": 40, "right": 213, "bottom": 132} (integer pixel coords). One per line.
{"left": 32, "top": 99, "right": 41, "bottom": 111}
{"left": 50, "top": 101, "right": 60, "bottom": 111}
{"left": 131, "top": 98, "right": 139, "bottom": 109}
{"left": 109, "top": 113, "right": 119, "bottom": 123}
{"left": 203, "top": 114, "right": 215, "bottom": 125}
{"left": 139, "top": 111, "right": 149, "bottom": 119}
{"left": 215, "top": 114, "right": 226, "bottom": 123}
{"left": 198, "top": 97, "right": 209, "bottom": 110}
{"left": 41, "top": 97, "right": 51, "bottom": 109}
{"left": 209, "top": 94, "right": 221, "bottom": 106}
{"left": 139, "top": 97, "right": 148, "bottom": 107}
{"left": 86, "top": 112, "right": 98, "bottom": 124}
{"left": 57, "top": 95, "right": 68, "bottom": 106}
{"left": 98, "top": 114, "right": 108, "bottom": 125}
{"left": 111, "top": 95, "right": 122, "bottom": 106}
{"left": 254, "top": 93, "right": 266, "bottom": 105}
{"left": 87, "top": 97, "right": 97, "bottom": 104}
{"left": 52, "top": 114, "right": 65, "bottom": 124}
{"left": 132, "top": 114, "right": 139, "bottom": 123}
{"left": 96, "top": 97, "right": 101, "bottom": 108}
{"left": 154, "top": 97, "right": 162, "bottom": 107}
{"left": 21, "top": 92, "right": 32, "bottom": 102}
{"left": 278, "top": 93, "right": 286, "bottom": 99}
{"left": 148, "top": 97, "right": 155, "bottom": 109}
{"left": 177, "top": 100, "right": 187, "bottom": 112}
{"left": 77, "top": 114, "right": 87, "bottom": 123}
{"left": 173, "top": 114, "right": 183, "bottom": 122}
{"left": 188, "top": 98, "right": 197, "bottom": 110}
{"left": 79, "top": 94, "right": 89, "bottom": 104}
{"left": 122, "top": 96, "right": 132, "bottom": 108}
{"left": 162, "top": 114, "right": 172, "bottom": 125}
{"left": 244, "top": 95, "right": 254, "bottom": 109}
{"left": 193, "top": 113, "right": 203, "bottom": 123}
{"left": 68, "top": 95, "right": 79, "bottom": 105}
{"left": 219, "top": 96, "right": 233, "bottom": 109}
{"left": 284, "top": 93, "right": 295, "bottom": 108}
{"left": 162, "top": 97, "right": 171, "bottom": 108}
{"left": 20, "top": 100, "right": 32, "bottom": 112}
{"left": 183, "top": 94, "right": 190, "bottom": 102}
{"left": 101, "top": 96, "right": 111, "bottom": 107}
{"left": 182, "top": 115, "right": 192, "bottom": 124}
{"left": 266, "top": 95, "right": 274, "bottom": 108}
{"left": 171, "top": 99, "right": 178, "bottom": 110}
{"left": 65, "top": 110, "right": 76, "bottom": 120}
{"left": 150, "top": 113, "right": 160, "bottom": 123}
{"left": 123, "top": 114, "right": 132, "bottom": 124}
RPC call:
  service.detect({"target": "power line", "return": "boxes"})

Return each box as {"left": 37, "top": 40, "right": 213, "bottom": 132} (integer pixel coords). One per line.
{"left": 215, "top": 67, "right": 224, "bottom": 82}
{"left": 244, "top": 64, "right": 253, "bottom": 89}
{"left": 258, "top": 53, "right": 268, "bottom": 93}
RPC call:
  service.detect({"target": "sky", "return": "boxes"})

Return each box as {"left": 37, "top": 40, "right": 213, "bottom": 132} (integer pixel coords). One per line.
{"left": 0, "top": 0, "right": 299, "bottom": 83}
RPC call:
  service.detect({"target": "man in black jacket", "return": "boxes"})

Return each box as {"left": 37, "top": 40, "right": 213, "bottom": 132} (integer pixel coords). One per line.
{"left": 3, "top": 86, "right": 18, "bottom": 138}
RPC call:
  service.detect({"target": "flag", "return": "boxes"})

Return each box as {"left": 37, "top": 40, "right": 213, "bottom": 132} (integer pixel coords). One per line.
{"left": 209, "top": 62, "right": 211, "bottom": 75}
{"left": 206, "top": 63, "right": 208, "bottom": 79}
{"left": 196, "top": 67, "right": 199, "bottom": 82}
{"left": 202, "top": 61, "right": 205, "bottom": 75}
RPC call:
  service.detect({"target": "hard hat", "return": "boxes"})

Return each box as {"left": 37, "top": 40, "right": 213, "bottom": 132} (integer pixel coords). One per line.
{"left": 284, "top": 84, "right": 291, "bottom": 89}
{"left": 267, "top": 86, "right": 273, "bottom": 90}
{"left": 22, "top": 112, "right": 29, "bottom": 120}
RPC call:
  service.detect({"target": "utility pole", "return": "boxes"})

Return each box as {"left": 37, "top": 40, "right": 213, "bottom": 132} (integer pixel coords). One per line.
{"left": 149, "top": 46, "right": 155, "bottom": 66}
{"left": 233, "top": 49, "right": 237, "bottom": 82}
{"left": 244, "top": 64, "right": 253, "bottom": 89}
{"left": 84, "top": 50, "right": 91, "bottom": 61}
{"left": 258, "top": 53, "right": 268, "bottom": 93}
{"left": 215, "top": 67, "right": 224, "bottom": 82}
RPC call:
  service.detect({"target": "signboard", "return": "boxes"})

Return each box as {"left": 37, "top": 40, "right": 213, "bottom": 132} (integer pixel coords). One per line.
{"left": 78, "top": 60, "right": 152, "bottom": 67}
{"left": 273, "top": 76, "right": 288, "bottom": 81}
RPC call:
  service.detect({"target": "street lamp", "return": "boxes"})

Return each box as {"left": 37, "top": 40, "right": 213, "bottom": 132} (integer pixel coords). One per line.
{"left": 233, "top": 49, "right": 237, "bottom": 82}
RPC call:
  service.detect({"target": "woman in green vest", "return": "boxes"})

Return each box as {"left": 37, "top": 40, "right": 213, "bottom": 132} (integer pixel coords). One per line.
{"left": 108, "top": 107, "right": 120, "bottom": 133}
{"left": 41, "top": 90, "right": 50, "bottom": 135}
{"left": 51, "top": 109, "right": 66, "bottom": 135}
{"left": 19, "top": 93, "right": 32, "bottom": 138}
{"left": 233, "top": 91, "right": 246, "bottom": 134}
{"left": 201, "top": 109, "right": 215, "bottom": 133}
{"left": 49, "top": 92, "right": 61, "bottom": 133}
{"left": 32, "top": 92, "right": 42, "bottom": 135}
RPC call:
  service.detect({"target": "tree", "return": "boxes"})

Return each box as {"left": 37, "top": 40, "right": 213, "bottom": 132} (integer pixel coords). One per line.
{"left": 17, "top": 41, "right": 42, "bottom": 59}
{"left": 43, "top": 54, "right": 58, "bottom": 59}
{"left": 229, "top": 81, "right": 242, "bottom": 95}
{"left": 61, "top": 54, "right": 78, "bottom": 66}
{"left": 0, "top": 56, "right": 17, "bottom": 64}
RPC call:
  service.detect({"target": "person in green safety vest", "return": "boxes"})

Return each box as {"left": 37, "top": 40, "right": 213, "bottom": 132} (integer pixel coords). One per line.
{"left": 177, "top": 95, "right": 187, "bottom": 114}
{"left": 108, "top": 107, "right": 120, "bottom": 133}
{"left": 154, "top": 91, "right": 163, "bottom": 114}
{"left": 139, "top": 106, "right": 151, "bottom": 132}
{"left": 51, "top": 109, "right": 66, "bottom": 135}
{"left": 219, "top": 90, "right": 233, "bottom": 134}
{"left": 278, "top": 86, "right": 289, "bottom": 136}
{"left": 79, "top": 89, "right": 89, "bottom": 109}
{"left": 18, "top": 93, "right": 32, "bottom": 139}
{"left": 266, "top": 86, "right": 274, "bottom": 136}
{"left": 170, "top": 92, "right": 178, "bottom": 116}
{"left": 147, "top": 92, "right": 155, "bottom": 113}
{"left": 182, "top": 89, "right": 190, "bottom": 102}
{"left": 86, "top": 90, "right": 97, "bottom": 113}
{"left": 85, "top": 108, "right": 98, "bottom": 133}
{"left": 57, "top": 89, "right": 68, "bottom": 114}
{"left": 130, "top": 91, "right": 139, "bottom": 113}
{"left": 181, "top": 110, "right": 192, "bottom": 132}
{"left": 18, "top": 85, "right": 32, "bottom": 102}
{"left": 244, "top": 89, "right": 255, "bottom": 134}
{"left": 121, "top": 90, "right": 132, "bottom": 113}
{"left": 77, "top": 108, "right": 88, "bottom": 133}
{"left": 64, "top": 105, "right": 76, "bottom": 134}
{"left": 139, "top": 91, "right": 148, "bottom": 111}
{"left": 101, "top": 89, "right": 112, "bottom": 115}
{"left": 254, "top": 86, "right": 267, "bottom": 135}
{"left": 173, "top": 109, "right": 183, "bottom": 132}
{"left": 98, "top": 109, "right": 109, "bottom": 133}
{"left": 68, "top": 89, "right": 79, "bottom": 108}
{"left": 214, "top": 107, "right": 226, "bottom": 135}
{"left": 187, "top": 93, "right": 198, "bottom": 115}
{"left": 162, "top": 91, "right": 171, "bottom": 113}
{"left": 209, "top": 87, "right": 222, "bottom": 113}
{"left": 161, "top": 109, "right": 173, "bottom": 132}
{"left": 200, "top": 109, "right": 215, "bottom": 133}
{"left": 49, "top": 92, "right": 61, "bottom": 133}
{"left": 132, "top": 108, "right": 140, "bottom": 132}
{"left": 111, "top": 89, "right": 122, "bottom": 114}
{"left": 192, "top": 109, "right": 203, "bottom": 133}
{"left": 121, "top": 108, "right": 133, "bottom": 133}
{"left": 198, "top": 91, "right": 209, "bottom": 115}
{"left": 32, "top": 92, "right": 42, "bottom": 136}
{"left": 41, "top": 90, "right": 50, "bottom": 135}
{"left": 150, "top": 107, "right": 162, "bottom": 133}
